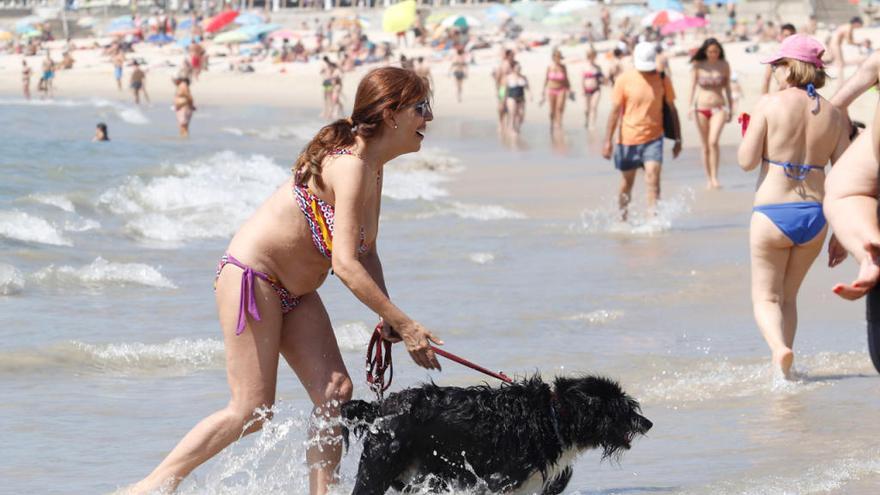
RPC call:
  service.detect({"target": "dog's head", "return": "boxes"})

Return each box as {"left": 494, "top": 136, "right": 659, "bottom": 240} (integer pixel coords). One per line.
{"left": 552, "top": 375, "right": 652, "bottom": 459}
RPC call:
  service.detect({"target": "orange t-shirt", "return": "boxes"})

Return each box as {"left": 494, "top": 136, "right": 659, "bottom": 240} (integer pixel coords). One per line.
{"left": 611, "top": 69, "right": 675, "bottom": 146}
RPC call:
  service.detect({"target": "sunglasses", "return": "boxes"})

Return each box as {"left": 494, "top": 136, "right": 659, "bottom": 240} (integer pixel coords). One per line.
{"left": 413, "top": 99, "right": 433, "bottom": 118}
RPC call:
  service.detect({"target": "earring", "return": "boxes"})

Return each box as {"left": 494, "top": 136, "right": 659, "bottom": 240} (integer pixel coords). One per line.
{"left": 394, "top": 124, "right": 398, "bottom": 129}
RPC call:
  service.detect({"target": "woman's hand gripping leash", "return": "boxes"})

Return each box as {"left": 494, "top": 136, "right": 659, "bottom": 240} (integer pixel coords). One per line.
{"left": 366, "top": 320, "right": 512, "bottom": 401}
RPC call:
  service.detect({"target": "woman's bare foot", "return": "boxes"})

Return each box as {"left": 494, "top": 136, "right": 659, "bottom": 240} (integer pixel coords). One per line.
{"left": 772, "top": 348, "right": 794, "bottom": 379}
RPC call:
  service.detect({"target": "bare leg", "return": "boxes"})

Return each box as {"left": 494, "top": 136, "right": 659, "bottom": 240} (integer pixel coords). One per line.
{"left": 643, "top": 161, "right": 662, "bottom": 214}
{"left": 695, "top": 111, "right": 712, "bottom": 188}
{"left": 707, "top": 110, "right": 726, "bottom": 188}
{"left": 618, "top": 169, "right": 637, "bottom": 221}
{"left": 781, "top": 225, "right": 827, "bottom": 349}
{"left": 128, "top": 265, "right": 284, "bottom": 493}
{"left": 280, "top": 293, "right": 353, "bottom": 495}
{"left": 554, "top": 91, "right": 567, "bottom": 129}
{"left": 750, "top": 214, "right": 824, "bottom": 377}
{"left": 588, "top": 91, "right": 601, "bottom": 130}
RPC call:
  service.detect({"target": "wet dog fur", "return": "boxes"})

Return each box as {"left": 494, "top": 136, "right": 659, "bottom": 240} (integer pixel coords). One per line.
{"left": 341, "top": 375, "right": 652, "bottom": 495}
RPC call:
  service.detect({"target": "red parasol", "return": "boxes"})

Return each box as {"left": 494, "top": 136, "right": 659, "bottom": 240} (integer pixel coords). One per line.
{"left": 205, "top": 10, "right": 239, "bottom": 34}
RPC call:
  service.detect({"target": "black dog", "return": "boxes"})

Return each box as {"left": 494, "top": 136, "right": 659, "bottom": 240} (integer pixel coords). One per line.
{"left": 341, "top": 375, "right": 652, "bottom": 495}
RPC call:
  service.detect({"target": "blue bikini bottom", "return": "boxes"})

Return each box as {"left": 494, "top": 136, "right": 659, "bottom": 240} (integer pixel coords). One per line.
{"left": 753, "top": 202, "right": 827, "bottom": 245}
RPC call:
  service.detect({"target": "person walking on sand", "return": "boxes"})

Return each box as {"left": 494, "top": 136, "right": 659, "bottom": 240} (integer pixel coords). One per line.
{"left": 688, "top": 38, "right": 733, "bottom": 189}
{"left": 541, "top": 49, "right": 570, "bottom": 131}
{"left": 173, "top": 77, "right": 195, "bottom": 138}
{"left": 504, "top": 61, "right": 530, "bottom": 136}
{"left": 826, "top": 17, "right": 864, "bottom": 89}
{"left": 737, "top": 35, "right": 850, "bottom": 378}
{"left": 602, "top": 41, "right": 682, "bottom": 221}
{"left": 113, "top": 50, "right": 124, "bottom": 91}
{"left": 493, "top": 48, "right": 515, "bottom": 131}
{"left": 581, "top": 45, "right": 603, "bottom": 130}
{"left": 39, "top": 51, "right": 55, "bottom": 99}
{"left": 450, "top": 48, "right": 468, "bottom": 103}
{"left": 126, "top": 67, "right": 441, "bottom": 495}
{"left": 21, "top": 60, "right": 31, "bottom": 100}
{"left": 130, "top": 61, "right": 148, "bottom": 105}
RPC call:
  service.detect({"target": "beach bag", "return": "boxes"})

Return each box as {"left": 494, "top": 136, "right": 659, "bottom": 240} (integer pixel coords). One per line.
{"left": 660, "top": 72, "right": 679, "bottom": 141}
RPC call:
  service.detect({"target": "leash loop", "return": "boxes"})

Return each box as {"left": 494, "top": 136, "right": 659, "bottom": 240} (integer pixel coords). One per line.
{"left": 365, "top": 320, "right": 513, "bottom": 401}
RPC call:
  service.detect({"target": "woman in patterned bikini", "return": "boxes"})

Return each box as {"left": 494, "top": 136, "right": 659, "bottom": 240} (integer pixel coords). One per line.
{"left": 128, "top": 67, "right": 442, "bottom": 495}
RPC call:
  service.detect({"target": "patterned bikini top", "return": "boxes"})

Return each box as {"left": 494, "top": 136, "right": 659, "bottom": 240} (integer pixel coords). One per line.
{"left": 294, "top": 148, "right": 368, "bottom": 260}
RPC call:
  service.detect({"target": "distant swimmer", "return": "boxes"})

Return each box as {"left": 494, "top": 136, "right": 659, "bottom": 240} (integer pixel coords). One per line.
{"left": 93, "top": 122, "right": 109, "bottom": 142}
{"left": 738, "top": 35, "right": 850, "bottom": 379}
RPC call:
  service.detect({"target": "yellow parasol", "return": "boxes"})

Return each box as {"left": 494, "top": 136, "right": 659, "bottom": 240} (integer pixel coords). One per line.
{"left": 0, "top": 30, "right": 13, "bottom": 41}
{"left": 382, "top": 0, "right": 417, "bottom": 33}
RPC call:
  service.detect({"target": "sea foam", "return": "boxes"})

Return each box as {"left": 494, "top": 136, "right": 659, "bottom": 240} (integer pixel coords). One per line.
{"left": 33, "top": 257, "right": 177, "bottom": 289}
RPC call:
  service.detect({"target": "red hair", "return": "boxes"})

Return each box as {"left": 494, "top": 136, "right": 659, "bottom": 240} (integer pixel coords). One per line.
{"left": 294, "top": 67, "right": 431, "bottom": 183}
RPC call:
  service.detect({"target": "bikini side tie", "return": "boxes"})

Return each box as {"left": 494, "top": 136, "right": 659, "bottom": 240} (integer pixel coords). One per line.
{"left": 237, "top": 265, "right": 262, "bottom": 335}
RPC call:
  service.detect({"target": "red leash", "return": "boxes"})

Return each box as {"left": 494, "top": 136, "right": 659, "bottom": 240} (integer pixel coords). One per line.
{"left": 366, "top": 322, "right": 513, "bottom": 399}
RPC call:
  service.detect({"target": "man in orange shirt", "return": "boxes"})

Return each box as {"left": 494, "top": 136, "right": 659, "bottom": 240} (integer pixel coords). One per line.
{"left": 603, "top": 41, "right": 682, "bottom": 220}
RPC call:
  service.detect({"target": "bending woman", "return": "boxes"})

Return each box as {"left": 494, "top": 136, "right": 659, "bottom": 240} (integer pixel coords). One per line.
{"left": 738, "top": 35, "right": 849, "bottom": 378}
{"left": 128, "top": 67, "right": 442, "bottom": 495}
{"left": 688, "top": 38, "right": 733, "bottom": 189}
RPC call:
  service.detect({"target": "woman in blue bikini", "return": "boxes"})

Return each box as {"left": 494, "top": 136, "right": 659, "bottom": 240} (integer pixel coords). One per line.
{"left": 738, "top": 35, "right": 850, "bottom": 379}
{"left": 128, "top": 67, "right": 441, "bottom": 495}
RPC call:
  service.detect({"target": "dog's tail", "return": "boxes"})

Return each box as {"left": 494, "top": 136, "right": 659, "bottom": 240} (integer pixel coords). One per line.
{"left": 340, "top": 400, "right": 380, "bottom": 451}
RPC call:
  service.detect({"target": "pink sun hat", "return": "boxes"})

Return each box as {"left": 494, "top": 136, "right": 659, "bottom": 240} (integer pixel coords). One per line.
{"left": 761, "top": 34, "right": 826, "bottom": 68}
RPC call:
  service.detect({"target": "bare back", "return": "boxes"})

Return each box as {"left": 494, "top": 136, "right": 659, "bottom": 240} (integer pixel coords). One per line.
{"left": 752, "top": 88, "right": 847, "bottom": 205}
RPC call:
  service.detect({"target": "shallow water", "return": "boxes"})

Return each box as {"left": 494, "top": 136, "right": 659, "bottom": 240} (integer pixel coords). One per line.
{"left": 1, "top": 97, "right": 877, "bottom": 494}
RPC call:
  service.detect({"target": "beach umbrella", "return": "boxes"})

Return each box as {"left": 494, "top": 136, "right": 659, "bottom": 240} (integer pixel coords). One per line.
{"left": 107, "top": 16, "right": 134, "bottom": 31}
{"left": 549, "top": 0, "right": 596, "bottom": 16}
{"left": 177, "top": 36, "right": 194, "bottom": 48}
{"left": 21, "top": 29, "right": 43, "bottom": 39}
{"left": 213, "top": 30, "right": 249, "bottom": 44}
{"left": 440, "top": 15, "right": 481, "bottom": 29}
{"left": 205, "top": 10, "right": 239, "bottom": 34}
{"left": 15, "top": 15, "right": 42, "bottom": 31}
{"left": 642, "top": 9, "right": 685, "bottom": 28}
{"left": 239, "top": 23, "right": 281, "bottom": 39}
{"left": 146, "top": 33, "right": 175, "bottom": 44}
{"left": 426, "top": 11, "right": 449, "bottom": 24}
{"left": 0, "top": 30, "right": 13, "bottom": 41}
{"left": 612, "top": 5, "right": 648, "bottom": 19}
{"left": 648, "top": 0, "right": 684, "bottom": 12}
{"left": 178, "top": 18, "right": 194, "bottom": 30}
{"left": 382, "top": 0, "right": 416, "bottom": 33}
{"left": 234, "top": 12, "right": 265, "bottom": 26}
{"left": 512, "top": 1, "right": 548, "bottom": 21}
{"left": 660, "top": 15, "right": 708, "bottom": 35}
{"left": 485, "top": 4, "right": 515, "bottom": 23}
{"left": 542, "top": 14, "right": 578, "bottom": 27}
{"left": 268, "top": 29, "right": 296, "bottom": 40}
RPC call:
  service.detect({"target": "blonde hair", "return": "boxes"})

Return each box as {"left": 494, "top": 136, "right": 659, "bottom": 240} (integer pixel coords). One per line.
{"left": 778, "top": 58, "right": 827, "bottom": 89}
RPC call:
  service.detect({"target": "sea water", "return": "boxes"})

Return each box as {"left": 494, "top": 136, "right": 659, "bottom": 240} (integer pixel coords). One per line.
{"left": 1, "top": 97, "right": 878, "bottom": 494}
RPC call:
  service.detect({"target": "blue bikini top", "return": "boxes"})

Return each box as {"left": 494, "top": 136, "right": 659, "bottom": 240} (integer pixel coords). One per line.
{"left": 763, "top": 83, "right": 825, "bottom": 181}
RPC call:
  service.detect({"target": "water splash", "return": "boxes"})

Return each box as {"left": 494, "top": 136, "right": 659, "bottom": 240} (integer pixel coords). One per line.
{"left": 33, "top": 257, "right": 177, "bottom": 289}
{"left": 572, "top": 188, "right": 695, "bottom": 236}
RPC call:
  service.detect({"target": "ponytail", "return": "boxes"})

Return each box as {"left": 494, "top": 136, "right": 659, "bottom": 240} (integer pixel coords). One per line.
{"left": 293, "top": 118, "right": 357, "bottom": 185}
